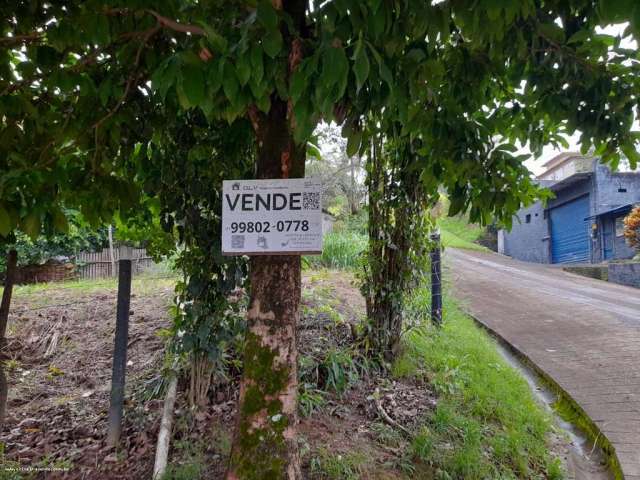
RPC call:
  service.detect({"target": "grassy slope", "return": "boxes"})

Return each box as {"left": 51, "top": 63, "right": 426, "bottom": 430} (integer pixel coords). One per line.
{"left": 437, "top": 216, "right": 488, "bottom": 252}
{"left": 394, "top": 296, "right": 562, "bottom": 479}
{"left": 305, "top": 214, "right": 487, "bottom": 272}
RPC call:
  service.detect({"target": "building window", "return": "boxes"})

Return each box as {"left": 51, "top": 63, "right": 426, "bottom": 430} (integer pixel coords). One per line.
{"left": 615, "top": 216, "right": 625, "bottom": 237}
{"left": 618, "top": 188, "right": 627, "bottom": 193}
{"left": 525, "top": 214, "right": 531, "bottom": 224}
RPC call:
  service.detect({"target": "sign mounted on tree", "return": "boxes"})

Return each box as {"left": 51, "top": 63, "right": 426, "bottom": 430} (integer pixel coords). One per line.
{"left": 222, "top": 179, "right": 323, "bottom": 255}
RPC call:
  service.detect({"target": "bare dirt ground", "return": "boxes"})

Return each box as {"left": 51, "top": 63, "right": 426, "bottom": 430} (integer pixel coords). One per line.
{"left": 2, "top": 276, "right": 175, "bottom": 479}
{"left": 1, "top": 271, "right": 437, "bottom": 479}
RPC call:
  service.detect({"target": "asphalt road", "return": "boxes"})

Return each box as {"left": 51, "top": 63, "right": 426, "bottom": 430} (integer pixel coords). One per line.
{"left": 447, "top": 249, "right": 640, "bottom": 479}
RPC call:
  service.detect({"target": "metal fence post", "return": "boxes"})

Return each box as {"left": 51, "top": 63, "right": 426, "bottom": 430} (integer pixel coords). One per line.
{"left": 107, "top": 259, "right": 132, "bottom": 446}
{"left": 430, "top": 232, "right": 442, "bottom": 326}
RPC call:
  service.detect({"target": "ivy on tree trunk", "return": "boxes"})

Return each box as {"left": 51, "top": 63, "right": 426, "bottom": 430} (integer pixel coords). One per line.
{"left": 363, "top": 134, "right": 431, "bottom": 363}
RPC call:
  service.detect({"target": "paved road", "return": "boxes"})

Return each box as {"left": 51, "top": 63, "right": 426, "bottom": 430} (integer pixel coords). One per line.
{"left": 447, "top": 249, "right": 640, "bottom": 479}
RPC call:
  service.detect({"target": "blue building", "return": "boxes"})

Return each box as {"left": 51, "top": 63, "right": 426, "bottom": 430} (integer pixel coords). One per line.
{"left": 499, "top": 153, "right": 640, "bottom": 264}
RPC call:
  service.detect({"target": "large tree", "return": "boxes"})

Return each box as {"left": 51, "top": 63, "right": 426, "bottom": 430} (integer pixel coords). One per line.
{"left": 3, "top": 1, "right": 640, "bottom": 477}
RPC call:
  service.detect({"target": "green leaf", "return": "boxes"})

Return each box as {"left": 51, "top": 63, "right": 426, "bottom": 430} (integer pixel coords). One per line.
{"left": 200, "top": 24, "right": 228, "bottom": 53}
{"left": 257, "top": 0, "right": 279, "bottom": 30}
{"left": 222, "top": 61, "right": 240, "bottom": 103}
{"left": 250, "top": 45, "right": 264, "bottom": 84}
{"left": 263, "top": 29, "right": 283, "bottom": 58}
{"left": 152, "top": 58, "right": 179, "bottom": 101}
{"left": 567, "top": 29, "right": 590, "bottom": 44}
{"left": 98, "top": 78, "right": 112, "bottom": 107}
{"left": 236, "top": 55, "right": 251, "bottom": 87}
{"left": 179, "top": 65, "right": 206, "bottom": 108}
{"left": 621, "top": 143, "right": 639, "bottom": 169}
{"left": 347, "top": 130, "right": 362, "bottom": 157}
{"left": 22, "top": 212, "right": 41, "bottom": 240}
{"left": 0, "top": 205, "right": 11, "bottom": 237}
{"left": 52, "top": 209, "right": 69, "bottom": 234}
{"left": 289, "top": 69, "right": 306, "bottom": 103}
{"left": 207, "top": 58, "right": 222, "bottom": 93}
{"left": 256, "top": 93, "right": 271, "bottom": 113}
{"left": 321, "top": 46, "right": 349, "bottom": 92}
{"left": 353, "top": 40, "right": 370, "bottom": 92}
{"left": 538, "top": 22, "right": 565, "bottom": 44}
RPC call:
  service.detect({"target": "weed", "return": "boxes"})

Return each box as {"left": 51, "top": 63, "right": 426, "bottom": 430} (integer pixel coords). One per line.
{"left": 323, "top": 348, "right": 361, "bottom": 394}
{"left": 3, "top": 359, "right": 20, "bottom": 372}
{"left": 162, "top": 434, "right": 207, "bottom": 480}
{"left": 299, "top": 384, "right": 327, "bottom": 417}
{"left": 309, "top": 449, "right": 368, "bottom": 479}
{"left": 306, "top": 232, "right": 367, "bottom": 270}
{"left": 371, "top": 422, "right": 405, "bottom": 449}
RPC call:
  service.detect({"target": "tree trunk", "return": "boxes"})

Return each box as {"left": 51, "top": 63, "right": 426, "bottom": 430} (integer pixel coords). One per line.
{"left": 349, "top": 154, "right": 358, "bottom": 215}
{"left": 0, "top": 249, "right": 18, "bottom": 426}
{"left": 226, "top": 97, "right": 305, "bottom": 479}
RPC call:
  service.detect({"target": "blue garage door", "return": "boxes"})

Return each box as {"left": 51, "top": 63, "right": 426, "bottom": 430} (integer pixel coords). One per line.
{"left": 550, "top": 195, "right": 590, "bottom": 264}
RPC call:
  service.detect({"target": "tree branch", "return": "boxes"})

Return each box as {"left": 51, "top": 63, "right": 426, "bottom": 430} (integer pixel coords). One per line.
{"left": 0, "top": 32, "right": 43, "bottom": 47}
{"left": 145, "top": 10, "right": 205, "bottom": 36}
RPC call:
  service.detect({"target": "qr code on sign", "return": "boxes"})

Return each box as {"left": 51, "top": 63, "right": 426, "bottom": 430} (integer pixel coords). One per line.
{"left": 231, "top": 235, "right": 245, "bottom": 249}
{"left": 303, "top": 192, "right": 321, "bottom": 210}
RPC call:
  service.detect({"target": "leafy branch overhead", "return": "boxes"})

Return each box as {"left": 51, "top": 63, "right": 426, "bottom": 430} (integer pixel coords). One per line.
{"left": 2, "top": 0, "right": 640, "bottom": 237}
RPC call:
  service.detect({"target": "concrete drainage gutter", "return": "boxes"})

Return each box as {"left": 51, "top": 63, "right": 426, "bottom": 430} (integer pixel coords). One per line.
{"left": 464, "top": 311, "right": 621, "bottom": 480}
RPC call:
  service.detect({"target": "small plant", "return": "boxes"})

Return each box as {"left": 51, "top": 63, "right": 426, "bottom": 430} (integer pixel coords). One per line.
{"left": 306, "top": 232, "right": 367, "bottom": 270}
{"left": 323, "top": 348, "right": 361, "bottom": 395}
{"left": 299, "top": 384, "right": 327, "bottom": 417}
{"left": 371, "top": 422, "right": 405, "bottom": 449}
{"left": 623, "top": 205, "right": 640, "bottom": 255}
{"left": 309, "top": 449, "right": 368, "bottom": 480}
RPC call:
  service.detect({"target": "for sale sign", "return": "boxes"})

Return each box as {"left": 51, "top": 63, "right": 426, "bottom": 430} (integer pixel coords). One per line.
{"left": 222, "top": 178, "right": 323, "bottom": 255}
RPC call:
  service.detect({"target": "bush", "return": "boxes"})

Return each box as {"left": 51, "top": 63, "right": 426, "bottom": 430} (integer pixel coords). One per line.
{"left": 623, "top": 205, "right": 640, "bottom": 255}
{"left": 0, "top": 226, "right": 109, "bottom": 270}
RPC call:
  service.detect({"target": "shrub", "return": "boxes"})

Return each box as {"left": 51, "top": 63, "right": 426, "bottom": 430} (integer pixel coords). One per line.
{"left": 623, "top": 205, "right": 640, "bottom": 254}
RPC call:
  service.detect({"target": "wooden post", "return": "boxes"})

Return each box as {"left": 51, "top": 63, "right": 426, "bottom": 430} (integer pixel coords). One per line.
{"left": 430, "top": 232, "right": 442, "bottom": 326}
{"left": 107, "top": 259, "right": 132, "bottom": 446}
{"left": 0, "top": 249, "right": 18, "bottom": 426}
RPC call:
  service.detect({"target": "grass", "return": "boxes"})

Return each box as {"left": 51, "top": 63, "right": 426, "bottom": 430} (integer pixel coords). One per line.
{"left": 310, "top": 449, "right": 369, "bottom": 479}
{"left": 306, "top": 231, "right": 367, "bottom": 270}
{"left": 302, "top": 214, "right": 487, "bottom": 271}
{"left": 0, "top": 269, "right": 176, "bottom": 304}
{"left": 438, "top": 216, "right": 488, "bottom": 252}
{"left": 394, "top": 296, "right": 563, "bottom": 480}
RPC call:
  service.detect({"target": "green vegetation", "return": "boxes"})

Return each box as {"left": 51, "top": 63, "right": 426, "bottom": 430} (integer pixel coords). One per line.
{"left": 309, "top": 449, "right": 368, "bottom": 480}
{"left": 305, "top": 211, "right": 368, "bottom": 270}
{"left": 306, "top": 232, "right": 367, "bottom": 270}
{"left": 0, "top": 267, "right": 175, "bottom": 305}
{"left": 438, "top": 216, "right": 488, "bottom": 252}
{"left": 394, "top": 297, "right": 562, "bottom": 479}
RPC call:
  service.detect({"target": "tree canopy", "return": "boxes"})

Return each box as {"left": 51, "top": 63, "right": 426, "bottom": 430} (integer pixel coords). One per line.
{"left": 2, "top": 0, "right": 640, "bottom": 239}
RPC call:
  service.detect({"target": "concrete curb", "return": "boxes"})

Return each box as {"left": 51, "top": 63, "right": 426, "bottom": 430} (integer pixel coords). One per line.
{"left": 462, "top": 308, "right": 624, "bottom": 480}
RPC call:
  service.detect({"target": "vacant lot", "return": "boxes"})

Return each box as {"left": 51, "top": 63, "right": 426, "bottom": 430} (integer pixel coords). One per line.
{"left": 1, "top": 269, "right": 566, "bottom": 479}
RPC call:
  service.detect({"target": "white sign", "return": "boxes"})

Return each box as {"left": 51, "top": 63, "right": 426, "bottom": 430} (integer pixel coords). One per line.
{"left": 222, "top": 178, "right": 323, "bottom": 255}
